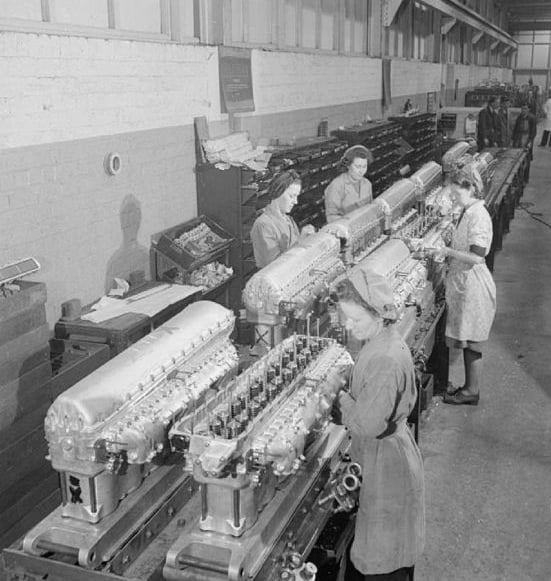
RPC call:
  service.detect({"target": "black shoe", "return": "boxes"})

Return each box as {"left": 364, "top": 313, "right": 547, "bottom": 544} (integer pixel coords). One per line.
{"left": 443, "top": 389, "right": 479, "bottom": 406}
{"left": 446, "top": 382, "right": 464, "bottom": 396}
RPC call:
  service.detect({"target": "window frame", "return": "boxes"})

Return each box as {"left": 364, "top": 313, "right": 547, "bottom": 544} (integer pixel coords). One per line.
{"left": 0, "top": 0, "right": 198, "bottom": 44}
{"left": 222, "top": 0, "right": 369, "bottom": 57}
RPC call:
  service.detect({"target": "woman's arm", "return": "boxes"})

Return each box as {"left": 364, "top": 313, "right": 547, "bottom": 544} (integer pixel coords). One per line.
{"left": 324, "top": 177, "right": 344, "bottom": 223}
{"left": 440, "top": 245, "right": 485, "bottom": 264}
{"left": 251, "top": 221, "right": 281, "bottom": 268}
{"left": 339, "top": 358, "right": 402, "bottom": 439}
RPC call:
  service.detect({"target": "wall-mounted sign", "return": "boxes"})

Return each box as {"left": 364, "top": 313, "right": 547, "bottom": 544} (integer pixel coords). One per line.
{"left": 427, "top": 91, "right": 436, "bottom": 113}
{"left": 219, "top": 46, "right": 255, "bottom": 114}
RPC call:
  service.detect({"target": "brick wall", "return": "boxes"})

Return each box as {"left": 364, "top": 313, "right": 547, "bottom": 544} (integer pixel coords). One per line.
{"left": 0, "top": 31, "right": 222, "bottom": 325}
{"left": 0, "top": 32, "right": 221, "bottom": 147}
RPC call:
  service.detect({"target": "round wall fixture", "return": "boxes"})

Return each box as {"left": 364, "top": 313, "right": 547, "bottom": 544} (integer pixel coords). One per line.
{"left": 104, "top": 152, "right": 122, "bottom": 175}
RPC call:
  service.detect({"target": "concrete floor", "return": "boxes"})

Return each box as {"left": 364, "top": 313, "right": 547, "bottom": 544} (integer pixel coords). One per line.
{"left": 416, "top": 136, "right": 551, "bottom": 581}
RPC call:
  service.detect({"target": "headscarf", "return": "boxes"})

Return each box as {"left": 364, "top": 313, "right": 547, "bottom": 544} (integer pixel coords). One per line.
{"left": 348, "top": 268, "right": 398, "bottom": 321}
{"left": 266, "top": 169, "right": 301, "bottom": 202}
{"left": 341, "top": 145, "right": 374, "bottom": 167}
{"left": 450, "top": 166, "right": 484, "bottom": 199}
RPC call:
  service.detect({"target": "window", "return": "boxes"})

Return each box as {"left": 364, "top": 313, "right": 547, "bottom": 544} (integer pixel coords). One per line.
{"left": 1, "top": 0, "right": 42, "bottom": 21}
{"left": 320, "top": 0, "right": 337, "bottom": 51}
{"left": 115, "top": 0, "right": 162, "bottom": 34}
{"left": 413, "top": 2, "right": 434, "bottom": 62}
{"left": 284, "top": 0, "right": 299, "bottom": 47}
{"left": 53, "top": 0, "right": 109, "bottom": 28}
{"left": 301, "top": 0, "right": 318, "bottom": 49}
{"left": 384, "top": 0, "right": 413, "bottom": 59}
{"left": 344, "top": 0, "right": 368, "bottom": 54}
{"left": 227, "top": 0, "right": 367, "bottom": 55}
{"left": 0, "top": 0, "right": 196, "bottom": 42}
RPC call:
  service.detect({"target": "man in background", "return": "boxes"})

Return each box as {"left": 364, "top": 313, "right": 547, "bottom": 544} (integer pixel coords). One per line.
{"left": 477, "top": 96, "right": 500, "bottom": 151}
{"left": 512, "top": 102, "right": 537, "bottom": 183}
{"left": 496, "top": 96, "right": 510, "bottom": 147}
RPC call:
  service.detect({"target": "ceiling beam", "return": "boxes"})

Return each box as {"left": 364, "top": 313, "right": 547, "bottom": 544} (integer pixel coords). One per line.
{"left": 472, "top": 30, "right": 484, "bottom": 44}
{"left": 441, "top": 16, "right": 457, "bottom": 35}
{"left": 419, "top": 0, "right": 516, "bottom": 47}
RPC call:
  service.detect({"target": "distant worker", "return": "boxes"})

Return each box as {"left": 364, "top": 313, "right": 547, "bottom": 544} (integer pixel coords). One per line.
{"left": 476, "top": 96, "right": 500, "bottom": 151}
{"left": 251, "top": 169, "right": 314, "bottom": 269}
{"left": 496, "top": 96, "right": 510, "bottom": 147}
{"left": 526, "top": 77, "right": 539, "bottom": 116}
{"left": 324, "top": 145, "right": 373, "bottom": 223}
{"left": 512, "top": 102, "right": 536, "bottom": 182}
{"left": 538, "top": 90, "right": 551, "bottom": 147}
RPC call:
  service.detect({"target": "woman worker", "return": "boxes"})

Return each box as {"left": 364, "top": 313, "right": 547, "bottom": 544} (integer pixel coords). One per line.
{"left": 334, "top": 269, "right": 424, "bottom": 581}
{"left": 251, "top": 169, "right": 313, "bottom": 268}
{"left": 324, "top": 145, "right": 373, "bottom": 223}
{"left": 428, "top": 168, "right": 496, "bottom": 405}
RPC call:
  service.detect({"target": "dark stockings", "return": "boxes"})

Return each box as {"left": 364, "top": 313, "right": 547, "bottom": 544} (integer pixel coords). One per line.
{"left": 463, "top": 347, "right": 483, "bottom": 395}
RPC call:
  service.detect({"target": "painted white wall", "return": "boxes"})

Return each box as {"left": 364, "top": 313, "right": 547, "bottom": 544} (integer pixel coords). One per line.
{"left": 250, "top": 50, "right": 383, "bottom": 113}
{"left": 391, "top": 60, "right": 442, "bottom": 96}
{"left": 0, "top": 31, "right": 225, "bottom": 324}
{"left": 0, "top": 31, "right": 222, "bottom": 148}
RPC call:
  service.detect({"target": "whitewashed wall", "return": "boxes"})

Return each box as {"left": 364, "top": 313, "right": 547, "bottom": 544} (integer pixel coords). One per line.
{"left": 0, "top": 31, "right": 223, "bottom": 324}
{"left": 391, "top": 60, "right": 442, "bottom": 96}
{"left": 251, "top": 50, "right": 383, "bottom": 113}
{"left": 0, "top": 32, "right": 222, "bottom": 148}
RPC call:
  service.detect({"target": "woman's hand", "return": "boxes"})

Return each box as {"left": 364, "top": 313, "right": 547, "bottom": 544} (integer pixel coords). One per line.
{"left": 424, "top": 245, "right": 448, "bottom": 263}
{"left": 331, "top": 392, "right": 346, "bottom": 425}
{"left": 301, "top": 224, "right": 316, "bottom": 236}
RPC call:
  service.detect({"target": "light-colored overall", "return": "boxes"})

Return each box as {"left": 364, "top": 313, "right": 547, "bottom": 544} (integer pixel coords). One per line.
{"left": 445, "top": 200, "right": 496, "bottom": 348}
{"left": 324, "top": 173, "right": 373, "bottom": 223}
{"left": 250, "top": 205, "right": 299, "bottom": 268}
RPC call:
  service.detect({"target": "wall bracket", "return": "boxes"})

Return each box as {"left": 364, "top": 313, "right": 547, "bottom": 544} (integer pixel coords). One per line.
{"left": 382, "top": 0, "right": 405, "bottom": 26}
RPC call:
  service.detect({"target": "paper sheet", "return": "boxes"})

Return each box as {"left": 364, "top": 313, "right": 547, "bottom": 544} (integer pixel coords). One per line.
{"left": 81, "top": 284, "right": 200, "bottom": 324}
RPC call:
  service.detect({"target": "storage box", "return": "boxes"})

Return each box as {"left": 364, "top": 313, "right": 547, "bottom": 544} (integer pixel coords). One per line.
{"left": 154, "top": 215, "right": 233, "bottom": 272}
{"left": 54, "top": 283, "right": 200, "bottom": 358}
{"left": 0, "top": 359, "right": 52, "bottom": 431}
{"left": 55, "top": 312, "right": 152, "bottom": 358}
{"left": 0, "top": 281, "right": 46, "bottom": 323}
{"left": 48, "top": 339, "right": 110, "bottom": 400}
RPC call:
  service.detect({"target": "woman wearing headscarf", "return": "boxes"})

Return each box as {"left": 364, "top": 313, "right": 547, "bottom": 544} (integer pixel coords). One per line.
{"left": 251, "top": 169, "right": 314, "bottom": 268}
{"left": 334, "top": 268, "right": 424, "bottom": 581}
{"left": 324, "top": 145, "right": 373, "bottom": 223}
{"left": 427, "top": 168, "right": 496, "bottom": 405}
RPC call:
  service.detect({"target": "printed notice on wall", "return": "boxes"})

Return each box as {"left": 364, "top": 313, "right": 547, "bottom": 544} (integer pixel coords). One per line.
{"left": 427, "top": 91, "right": 436, "bottom": 113}
{"left": 219, "top": 46, "right": 255, "bottom": 114}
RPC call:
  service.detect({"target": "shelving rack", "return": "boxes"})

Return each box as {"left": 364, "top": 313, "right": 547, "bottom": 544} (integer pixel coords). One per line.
{"left": 331, "top": 120, "right": 404, "bottom": 197}
{"left": 196, "top": 137, "right": 348, "bottom": 312}
{"left": 389, "top": 112, "right": 438, "bottom": 172}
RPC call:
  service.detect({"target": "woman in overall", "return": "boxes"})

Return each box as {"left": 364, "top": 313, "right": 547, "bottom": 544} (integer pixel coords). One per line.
{"left": 251, "top": 169, "right": 303, "bottom": 269}
{"left": 334, "top": 268, "right": 424, "bottom": 581}
{"left": 324, "top": 145, "right": 373, "bottom": 223}
{"left": 429, "top": 168, "right": 497, "bottom": 405}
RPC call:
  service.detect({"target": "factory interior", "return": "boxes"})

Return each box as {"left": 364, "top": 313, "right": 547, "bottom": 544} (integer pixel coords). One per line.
{"left": 1, "top": 1, "right": 550, "bottom": 580}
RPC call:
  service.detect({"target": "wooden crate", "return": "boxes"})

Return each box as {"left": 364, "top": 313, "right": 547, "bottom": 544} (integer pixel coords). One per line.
{"left": 0, "top": 360, "right": 52, "bottom": 431}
